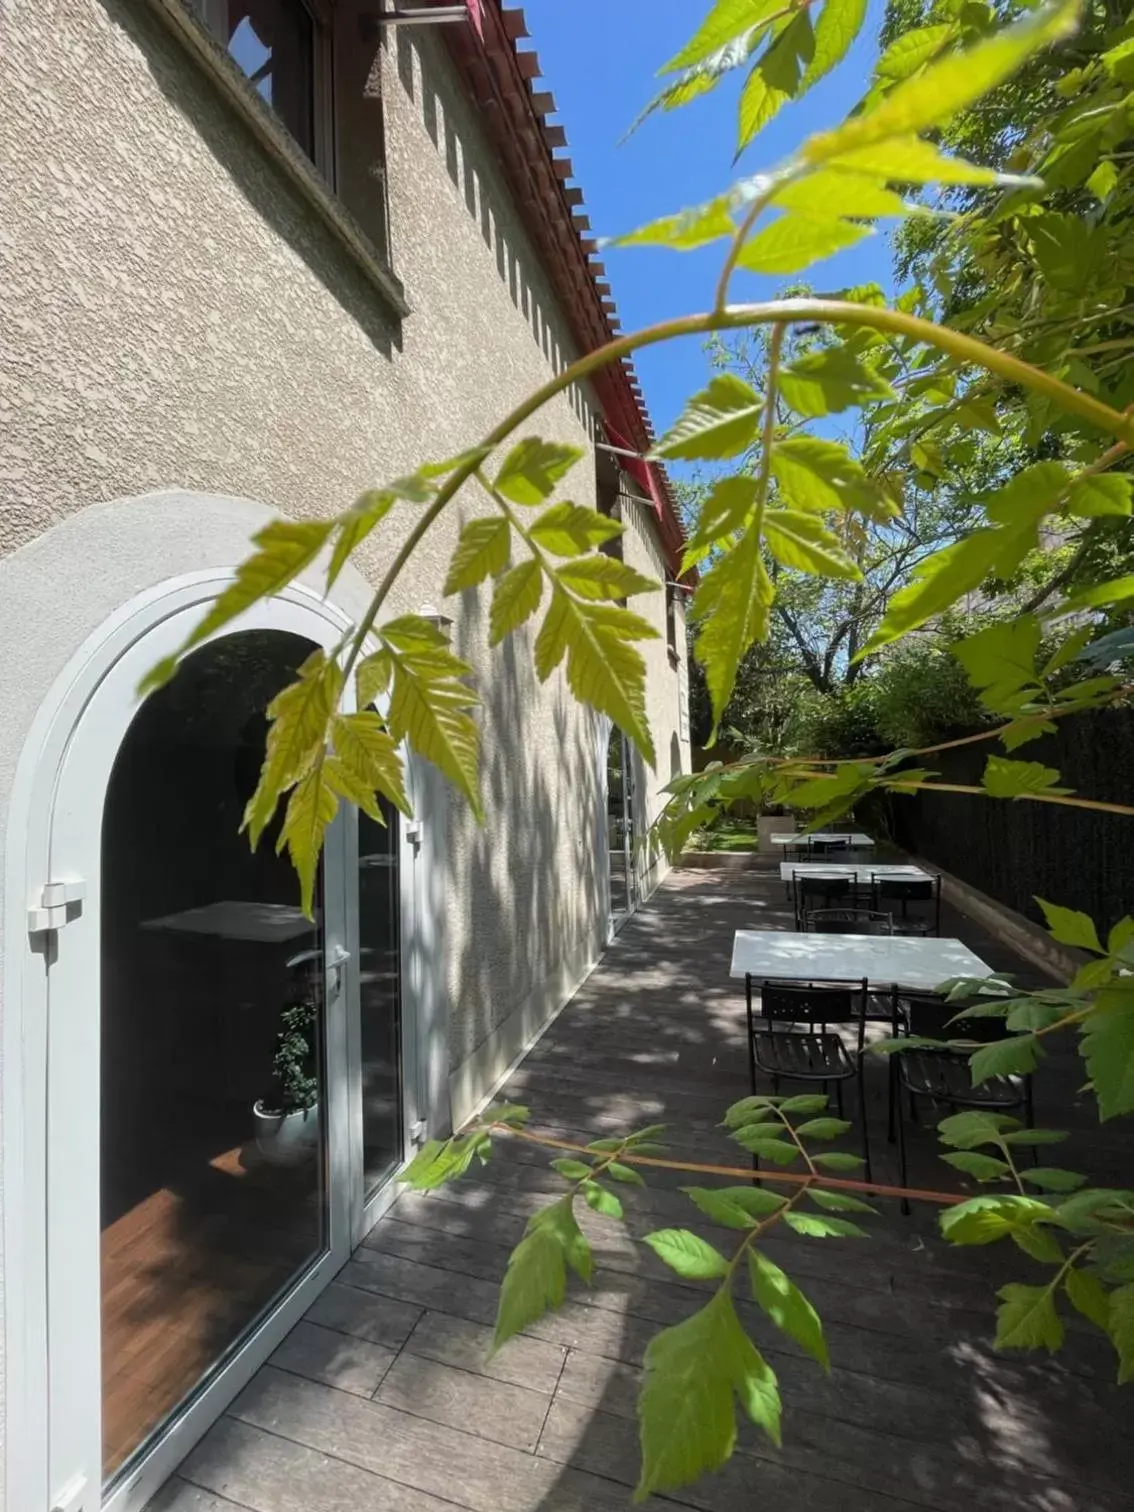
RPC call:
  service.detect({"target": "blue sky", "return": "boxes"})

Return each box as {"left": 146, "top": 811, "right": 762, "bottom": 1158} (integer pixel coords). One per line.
{"left": 520, "top": 0, "right": 892, "bottom": 437}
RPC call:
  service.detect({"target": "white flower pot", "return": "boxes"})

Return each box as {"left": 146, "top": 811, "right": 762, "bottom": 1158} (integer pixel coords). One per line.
{"left": 252, "top": 1100, "right": 320, "bottom": 1166}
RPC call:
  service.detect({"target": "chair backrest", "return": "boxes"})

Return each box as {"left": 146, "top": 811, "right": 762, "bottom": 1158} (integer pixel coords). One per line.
{"left": 809, "top": 838, "right": 845, "bottom": 854}
{"left": 804, "top": 908, "right": 893, "bottom": 935}
{"left": 901, "top": 992, "right": 1011, "bottom": 1044}
{"left": 795, "top": 874, "right": 851, "bottom": 902}
{"left": 759, "top": 978, "right": 868, "bottom": 1028}
{"left": 874, "top": 877, "right": 934, "bottom": 902}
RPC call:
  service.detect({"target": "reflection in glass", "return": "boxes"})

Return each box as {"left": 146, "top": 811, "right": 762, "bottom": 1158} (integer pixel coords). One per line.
{"left": 201, "top": 0, "right": 315, "bottom": 157}
{"left": 100, "top": 630, "right": 327, "bottom": 1483}
{"left": 359, "top": 797, "right": 402, "bottom": 1197}
{"left": 607, "top": 727, "right": 635, "bottom": 922}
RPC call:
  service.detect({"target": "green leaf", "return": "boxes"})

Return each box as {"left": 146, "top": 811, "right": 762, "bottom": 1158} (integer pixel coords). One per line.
{"left": 583, "top": 1181, "right": 624, "bottom": 1220}
{"left": 328, "top": 471, "right": 438, "bottom": 588}
{"left": 551, "top": 1158, "right": 593, "bottom": 1181}
{"left": 762, "top": 511, "right": 862, "bottom": 580}
{"left": 1068, "top": 474, "right": 1133, "bottom": 519}
{"left": 1080, "top": 986, "right": 1134, "bottom": 1121}
{"left": 493, "top": 1224, "right": 566, "bottom": 1352}
{"left": 794, "top": 1117, "right": 852, "bottom": 1140}
{"left": 822, "top": 135, "right": 1007, "bottom": 185}
{"left": 533, "top": 590, "right": 658, "bottom": 766}
{"left": 804, "top": 0, "right": 1081, "bottom": 162}
{"left": 607, "top": 1161, "right": 646, "bottom": 1185}
{"left": 140, "top": 520, "right": 334, "bottom": 694}
{"left": 982, "top": 757, "right": 1069, "bottom": 800}
{"left": 748, "top": 1250, "right": 829, "bottom": 1370}
{"left": 690, "top": 528, "right": 773, "bottom": 735}
{"left": 611, "top": 196, "right": 736, "bottom": 252}
{"left": 969, "top": 1034, "right": 1039, "bottom": 1085}
{"left": 555, "top": 555, "right": 658, "bottom": 601}
{"left": 937, "top": 1109, "right": 1019, "bottom": 1150}
{"left": 772, "top": 437, "right": 893, "bottom": 518}
{"left": 381, "top": 617, "right": 482, "bottom": 819}
{"left": 731, "top": 1128, "right": 799, "bottom": 1164}
{"left": 272, "top": 755, "right": 337, "bottom": 918}
{"left": 772, "top": 169, "right": 908, "bottom": 218}
{"left": 737, "top": 12, "right": 814, "bottom": 151}
{"left": 952, "top": 618, "right": 1043, "bottom": 711}
{"left": 643, "top": 1228, "right": 730, "bottom": 1280}
{"left": 330, "top": 711, "right": 411, "bottom": 817}
{"left": 626, "top": 1123, "right": 669, "bottom": 1145}
{"left": 682, "top": 1185, "right": 784, "bottom": 1227}
{"left": 1110, "top": 1285, "right": 1134, "bottom": 1384}
{"left": 1086, "top": 159, "right": 1119, "bottom": 201}
{"left": 651, "top": 374, "right": 763, "bottom": 461}
{"left": 661, "top": 0, "right": 784, "bottom": 73}
{"left": 635, "top": 1289, "right": 781, "bottom": 1500}
{"left": 489, "top": 1103, "right": 530, "bottom": 1126}
{"left": 1064, "top": 574, "right": 1134, "bottom": 613}
{"left": 444, "top": 517, "right": 511, "bottom": 594}
{"left": 995, "top": 1282, "right": 1063, "bottom": 1353}
{"left": 529, "top": 502, "right": 624, "bottom": 557}
{"left": 1013, "top": 1225, "right": 1065, "bottom": 1265}
{"left": 777, "top": 1094, "right": 832, "bottom": 1113}
{"left": 737, "top": 214, "right": 871, "bottom": 275}
{"left": 631, "top": 30, "right": 767, "bottom": 134}
{"left": 779, "top": 345, "right": 895, "bottom": 418}
{"left": 875, "top": 21, "right": 958, "bottom": 80}
{"left": 942, "top": 1150, "right": 1010, "bottom": 1182}
{"left": 802, "top": 0, "right": 868, "bottom": 88}
{"left": 489, "top": 560, "right": 543, "bottom": 646}
{"left": 494, "top": 439, "right": 584, "bottom": 506}
{"left": 940, "top": 1195, "right": 1059, "bottom": 1246}
{"left": 399, "top": 1132, "right": 492, "bottom": 1191}
{"left": 242, "top": 650, "right": 343, "bottom": 849}
{"left": 1066, "top": 1269, "right": 1112, "bottom": 1333}
{"left": 811, "top": 1151, "right": 866, "bottom": 1172}
{"left": 1109, "top": 917, "right": 1134, "bottom": 957}
{"left": 999, "top": 1127, "right": 1068, "bottom": 1147}
{"left": 355, "top": 650, "right": 393, "bottom": 710}
{"left": 684, "top": 475, "right": 759, "bottom": 560}
{"left": 723, "top": 1095, "right": 781, "bottom": 1127}
{"left": 1036, "top": 898, "right": 1103, "bottom": 953}
{"left": 783, "top": 1211, "right": 867, "bottom": 1239}
{"left": 807, "top": 1186, "right": 876, "bottom": 1213}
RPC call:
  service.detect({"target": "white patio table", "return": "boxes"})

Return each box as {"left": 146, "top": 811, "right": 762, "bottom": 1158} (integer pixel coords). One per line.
{"left": 769, "top": 832, "right": 874, "bottom": 848}
{"left": 778, "top": 862, "right": 932, "bottom": 884}
{"left": 730, "top": 929, "right": 992, "bottom": 993}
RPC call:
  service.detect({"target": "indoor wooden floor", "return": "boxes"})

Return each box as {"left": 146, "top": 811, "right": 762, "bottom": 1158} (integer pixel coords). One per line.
{"left": 102, "top": 1141, "right": 321, "bottom": 1476}
{"left": 151, "top": 867, "right": 1134, "bottom": 1512}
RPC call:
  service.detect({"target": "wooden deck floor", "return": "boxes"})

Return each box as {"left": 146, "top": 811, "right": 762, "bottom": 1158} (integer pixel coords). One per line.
{"left": 153, "top": 866, "right": 1134, "bottom": 1512}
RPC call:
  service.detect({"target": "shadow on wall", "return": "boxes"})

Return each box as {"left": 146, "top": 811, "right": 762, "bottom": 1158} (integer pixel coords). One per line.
{"left": 445, "top": 582, "right": 604, "bottom": 1079}
{"left": 112, "top": 0, "right": 401, "bottom": 357}
{"left": 394, "top": 27, "right": 595, "bottom": 434}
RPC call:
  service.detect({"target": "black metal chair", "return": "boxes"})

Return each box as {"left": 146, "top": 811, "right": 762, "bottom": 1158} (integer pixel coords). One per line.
{"left": 802, "top": 907, "right": 893, "bottom": 935}
{"left": 791, "top": 872, "right": 852, "bottom": 928}
{"left": 810, "top": 838, "right": 849, "bottom": 855}
{"left": 872, "top": 875, "right": 941, "bottom": 936}
{"left": 745, "top": 977, "right": 878, "bottom": 1179}
{"left": 891, "top": 992, "right": 1035, "bottom": 1211}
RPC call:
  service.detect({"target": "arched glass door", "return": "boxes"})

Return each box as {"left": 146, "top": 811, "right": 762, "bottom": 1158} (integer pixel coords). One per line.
{"left": 606, "top": 726, "right": 637, "bottom": 930}
{"left": 45, "top": 607, "right": 354, "bottom": 1512}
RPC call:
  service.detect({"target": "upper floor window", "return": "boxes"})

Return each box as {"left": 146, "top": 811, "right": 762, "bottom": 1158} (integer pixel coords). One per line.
{"left": 193, "top": 0, "right": 323, "bottom": 165}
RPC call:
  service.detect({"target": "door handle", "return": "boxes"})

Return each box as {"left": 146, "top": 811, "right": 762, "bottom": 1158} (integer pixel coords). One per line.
{"left": 51, "top": 1474, "right": 88, "bottom": 1512}
{"left": 326, "top": 944, "right": 350, "bottom": 995}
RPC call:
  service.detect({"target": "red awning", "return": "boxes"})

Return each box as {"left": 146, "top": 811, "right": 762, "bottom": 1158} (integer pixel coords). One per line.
{"left": 466, "top": 0, "right": 484, "bottom": 38}
{"left": 604, "top": 422, "right": 665, "bottom": 523}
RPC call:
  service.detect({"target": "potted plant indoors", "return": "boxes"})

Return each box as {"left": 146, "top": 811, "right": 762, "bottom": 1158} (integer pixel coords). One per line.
{"left": 252, "top": 994, "right": 320, "bottom": 1166}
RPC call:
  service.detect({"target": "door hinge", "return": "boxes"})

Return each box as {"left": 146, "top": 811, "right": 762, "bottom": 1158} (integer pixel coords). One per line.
{"left": 410, "top": 1118, "right": 428, "bottom": 1145}
{"left": 28, "top": 880, "right": 86, "bottom": 936}
{"left": 405, "top": 822, "right": 423, "bottom": 854}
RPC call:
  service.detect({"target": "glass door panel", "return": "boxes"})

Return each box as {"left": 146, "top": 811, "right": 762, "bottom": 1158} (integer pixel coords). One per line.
{"left": 358, "top": 797, "right": 402, "bottom": 1198}
{"left": 98, "top": 630, "right": 329, "bottom": 1486}
{"left": 606, "top": 727, "right": 635, "bottom": 924}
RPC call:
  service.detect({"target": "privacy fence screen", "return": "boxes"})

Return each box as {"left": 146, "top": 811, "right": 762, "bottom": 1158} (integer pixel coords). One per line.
{"left": 889, "top": 709, "right": 1134, "bottom": 939}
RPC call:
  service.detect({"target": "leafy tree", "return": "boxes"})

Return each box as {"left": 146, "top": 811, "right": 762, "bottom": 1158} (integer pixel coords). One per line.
{"left": 138, "top": 0, "right": 1134, "bottom": 1497}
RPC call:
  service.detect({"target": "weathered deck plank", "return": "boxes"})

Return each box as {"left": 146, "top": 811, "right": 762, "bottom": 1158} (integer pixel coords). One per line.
{"left": 168, "top": 868, "right": 1134, "bottom": 1512}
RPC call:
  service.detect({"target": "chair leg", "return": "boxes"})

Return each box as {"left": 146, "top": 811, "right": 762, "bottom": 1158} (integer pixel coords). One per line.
{"left": 835, "top": 1081, "right": 844, "bottom": 1117}
{"left": 771, "top": 1074, "right": 780, "bottom": 1097}
{"left": 897, "top": 1084, "right": 911, "bottom": 1216}
{"left": 887, "top": 1056, "right": 896, "bottom": 1145}
{"left": 858, "top": 1068, "right": 872, "bottom": 1185}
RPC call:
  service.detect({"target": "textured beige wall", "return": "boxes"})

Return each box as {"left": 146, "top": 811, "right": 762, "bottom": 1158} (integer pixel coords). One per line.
{"left": 0, "top": 0, "right": 664, "bottom": 1088}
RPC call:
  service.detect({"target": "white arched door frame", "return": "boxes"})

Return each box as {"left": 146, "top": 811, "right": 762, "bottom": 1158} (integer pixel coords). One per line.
{"left": 4, "top": 569, "right": 428, "bottom": 1512}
